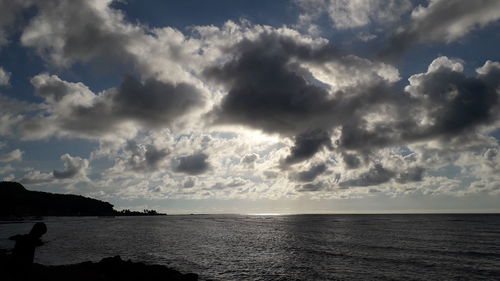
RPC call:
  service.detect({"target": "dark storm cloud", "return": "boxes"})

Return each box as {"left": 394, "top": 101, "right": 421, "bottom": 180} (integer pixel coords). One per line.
{"left": 339, "top": 164, "right": 425, "bottom": 188}
{"left": 205, "top": 33, "right": 338, "bottom": 136}
{"left": 111, "top": 75, "right": 204, "bottom": 127}
{"left": 284, "top": 130, "right": 332, "bottom": 165}
{"left": 173, "top": 153, "right": 210, "bottom": 175}
{"left": 404, "top": 64, "right": 500, "bottom": 141}
{"left": 383, "top": 0, "right": 500, "bottom": 58}
{"left": 294, "top": 163, "right": 327, "bottom": 182}
{"left": 342, "top": 152, "right": 362, "bottom": 169}
{"left": 204, "top": 33, "right": 340, "bottom": 165}
{"left": 296, "top": 182, "right": 324, "bottom": 192}
{"left": 204, "top": 32, "right": 398, "bottom": 164}
{"left": 337, "top": 61, "right": 500, "bottom": 153}
{"left": 337, "top": 122, "right": 401, "bottom": 151}
{"left": 396, "top": 166, "right": 425, "bottom": 184}
{"left": 144, "top": 146, "right": 169, "bottom": 168}
{"left": 418, "top": 74, "right": 495, "bottom": 136}
{"left": 339, "top": 164, "right": 395, "bottom": 187}
{"left": 206, "top": 31, "right": 500, "bottom": 167}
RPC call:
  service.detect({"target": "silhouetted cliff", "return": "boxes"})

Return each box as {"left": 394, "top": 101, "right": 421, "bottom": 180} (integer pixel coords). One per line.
{"left": 0, "top": 181, "right": 115, "bottom": 217}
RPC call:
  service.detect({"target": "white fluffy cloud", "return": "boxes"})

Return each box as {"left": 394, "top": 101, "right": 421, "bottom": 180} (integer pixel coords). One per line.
{"left": 53, "top": 154, "right": 89, "bottom": 179}
{"left": 17, "top": 153, "right": 89, "bottom": 186}
{"left": 0, "top": 149, "right": 23, "bottom": 162}
{"left": 20, "top": 0, "right": 203, "bottom": 86}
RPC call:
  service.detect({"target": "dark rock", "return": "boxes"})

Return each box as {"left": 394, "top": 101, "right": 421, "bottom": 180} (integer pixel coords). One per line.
{"left": 182, "top": 273, "right": 199, "bottom": 281}
{"left": 0, "top": 254, "right": 198, "bottom": 281}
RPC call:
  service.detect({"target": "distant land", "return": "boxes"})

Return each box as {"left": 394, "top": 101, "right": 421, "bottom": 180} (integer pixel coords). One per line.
{"left": 0, "top": 181, "right": 165, "bottom": 218}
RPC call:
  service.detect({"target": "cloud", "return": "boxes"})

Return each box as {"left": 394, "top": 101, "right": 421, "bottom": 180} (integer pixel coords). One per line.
{"left": 31, "top": 73, "right": 95, "bottom": 104}
{"left": 204, "top": 25, "right": 500, "bottom": 167}
{"left": 241, "top": 153, "right": 258, "bottom": 168}
{"left": 340, "top": 164, "right": 395, "bottom": 187}
{"left": 19, "top": 170, "right": 55, "bottom": 186}
{"left": 357, "top": 32, "right": 377, "bottom": 42}
{"left": 1, "top": 2, "right": 500, "bottom": 200}
{"left": 0, "top": 94, "right": 37, "bottom": 136}
{"left": 284, "top": 129, "right": 332, "bottom": 165}
{"left": 173, "top": 153, "right": 210, "bottom": 175}
{"left": 263, "top": 171, "right": 279, "bottom": 179}
{"left": 7, "top": 7, "right": 500, "bottom": 197}
{"left": 21, "top": 0, "right": 140, "bottom": 68}
{"left": 295, "top": 0, "right": 412, "bottom": 31}
{"left": 183, "top": 177, "right": 196, "bottom": 188}
{"left": 296, "top": 181, "right": 324, "bottom": 192}
{"left": 294, "top": 163, "right": 327, "bottom": 182}
{"left": 404, "top": 57, "right": 500, "bottom": 139}
{"left": 0, "top": 149, "right": 23, "bottom": 162}
{"left": 17, "top": 153, "right": 89, "bottom": 186}
{"left": 204, "top": 31, "right": 397, "bottom": 163}
{"left": 480, "top": 148, "right": 500, "bottom": 176}
{"left": 0, "top": 0, "right": 33, "bottom": 47}
{"left": 20, "top": 0, "right": 202, "bottom": 86}
{"left": 0, "top": 164, "right": 14, "bottom": 175}
{"left": 0, "top": 67, "right": 10, "bottom": 86}
{"left": 124, "top": 140, "right": 170, "bottom": 172}
{"left": 205, "top": 32, "right": 338, "bottom": 136}
{"left": 396, "top": 166, "right": 425, "bottom": 183}
{"left": 23, "top": 73, "right": 204, "bottom": 139}
{"left": 342, "top": 152, "right": 362, "bottom": 169}
{"left": 335, "top": 57, "right": 500, "bottom": 155}
{"left": 385, "top": 0, "right": 500, "bottom": 56}
{"left": 53, "top": 154, "right": 89, "bottom": 179}
{"left": 110, "top": 76, "right": 204, "bottom": 128}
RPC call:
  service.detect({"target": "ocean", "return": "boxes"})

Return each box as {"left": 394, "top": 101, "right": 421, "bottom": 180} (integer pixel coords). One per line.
{"left": 1, "top": 214, "right": 499, "bottom": 281}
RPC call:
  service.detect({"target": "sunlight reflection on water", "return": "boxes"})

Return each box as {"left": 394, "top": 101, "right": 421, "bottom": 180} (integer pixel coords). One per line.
{"left": 247, "top": 213, "right": 287, "bottom": 216}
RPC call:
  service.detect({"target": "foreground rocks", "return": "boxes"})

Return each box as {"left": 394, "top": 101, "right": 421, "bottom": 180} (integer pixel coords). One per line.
{"left": 1, "top": 255, "right": 198, "bottom": 281}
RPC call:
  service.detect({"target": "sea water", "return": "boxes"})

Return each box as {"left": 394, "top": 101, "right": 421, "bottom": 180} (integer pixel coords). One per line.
{"left": 1, "top": 214, "right": 499, "bottom": 281}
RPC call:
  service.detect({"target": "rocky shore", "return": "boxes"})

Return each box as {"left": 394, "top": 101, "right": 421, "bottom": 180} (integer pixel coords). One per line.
{"left": 1, "top": 254, "right": 199, "bottom": 281}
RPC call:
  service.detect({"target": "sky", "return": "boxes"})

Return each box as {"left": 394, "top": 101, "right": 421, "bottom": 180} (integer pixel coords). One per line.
{"left": 1, "top": 0, "right": 500, "bottom": 214}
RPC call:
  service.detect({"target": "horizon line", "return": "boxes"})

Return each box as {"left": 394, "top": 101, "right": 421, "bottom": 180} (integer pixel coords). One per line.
{"left": 162, "top": 210, "right": 500, "bottom": 216}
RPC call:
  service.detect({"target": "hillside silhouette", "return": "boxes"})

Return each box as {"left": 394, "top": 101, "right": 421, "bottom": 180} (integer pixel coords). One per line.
{"left": 0, "top": 181, "right": 164, "bottom": 217}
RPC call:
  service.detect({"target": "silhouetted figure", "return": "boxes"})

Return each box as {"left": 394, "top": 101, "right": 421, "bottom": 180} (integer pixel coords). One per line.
{"left": 9, "top": 222, "right": 47, "bottom": 266}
